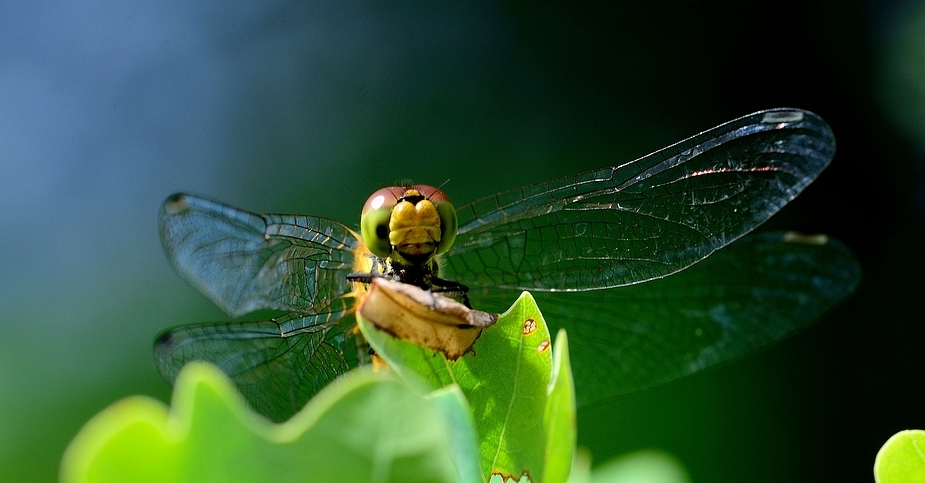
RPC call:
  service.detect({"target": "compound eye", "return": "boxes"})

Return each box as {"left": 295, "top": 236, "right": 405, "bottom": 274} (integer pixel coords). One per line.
{"left": 360, "top": 187, "right": 404, "bottom": 258}
{"left": 433, "top": 199, "right": 457, "bottom": 254}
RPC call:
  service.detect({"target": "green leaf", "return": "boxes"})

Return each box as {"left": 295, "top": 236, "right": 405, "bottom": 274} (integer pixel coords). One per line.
{"left": 566, "top": 448, "right": 593, "bottom": 483}
{"left": 427, "top": 386, "right": 485, "bottom": 483}
{"left": 61, "top": 362, "right": 478, "bottom": 483}
{"left": 544, "top": 329, "right": 576, "bottom": 483}
{"left": 874, "top": 429, "right": 925, "bottom": 483}
{"left": 587, "top": 450, "right": 691, "bottom": 483}
{"left": 361, "top": 291, "right": 567, "bottom": 483}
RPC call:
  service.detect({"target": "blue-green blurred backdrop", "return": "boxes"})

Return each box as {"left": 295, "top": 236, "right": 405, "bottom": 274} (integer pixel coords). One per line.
{"left": 1, "top": 1, "right": 923, "bottom": 481}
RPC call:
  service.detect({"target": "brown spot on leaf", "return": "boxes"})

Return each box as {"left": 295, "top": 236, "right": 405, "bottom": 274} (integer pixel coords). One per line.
{"left": 522, "top": 317, "right": 537, "bottom": 335}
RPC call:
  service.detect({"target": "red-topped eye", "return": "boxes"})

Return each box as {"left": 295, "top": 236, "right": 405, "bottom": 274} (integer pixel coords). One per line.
{"left": 362, "top": 185, "right": 451, "bottom": 215}
{"left": 410, "top": 185, "right": 451, "bottom": 204}
{"left": 362, "top": 186, "right": 406, "bottom": 215}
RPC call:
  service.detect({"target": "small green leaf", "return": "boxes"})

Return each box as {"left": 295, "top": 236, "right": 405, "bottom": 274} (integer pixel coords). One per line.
{"left": 544, "top": 329, "right": 576, "bottom": 483}
{"left": 874, "top": 429, "right": 925, "bottom": 483}
{"left": 566, "top": 448, "right": 592, "bottom": 483}
{"left": 427, "top": 386, "right": 484, "bottom": 483}
{"left": 588, "top": 450, "right": 691, "bottom": 483}
{"left": 61, "top": 362, "right": 477, "bottom": 483}
{"left": 361, "top": 291, "right": 557, "bottom": 482}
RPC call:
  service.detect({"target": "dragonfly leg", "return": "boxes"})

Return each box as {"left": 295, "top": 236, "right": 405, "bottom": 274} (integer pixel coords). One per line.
{"left": 425, "top": 289, "right": 437, "bottom": 311}
{"left": 347, "top": 254, "right": 392, "bottom": 285}
{"left": 429, "top": 277, "right": 471, "bottom": 308}
{"left": 346, "top": 273, "right": 378, "bottom": 284}
{"left": 355, "top": 335, "right": 372, "bottom": 366}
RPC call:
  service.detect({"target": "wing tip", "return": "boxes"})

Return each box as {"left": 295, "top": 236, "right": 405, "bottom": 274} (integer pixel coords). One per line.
{"left": 760, "top": 109, "right": 805, "bottom": 124}
{"left": 152, "top": 329, "right": 181, "bottom": 382}
{"left": 162, "top": 193, "right": 191, "bottom": 216}
{"left": 781, "top": 231, "right": 829, "bottom": 245}
{"left": 153, "top": 328, "right": 177, "bottom": 352}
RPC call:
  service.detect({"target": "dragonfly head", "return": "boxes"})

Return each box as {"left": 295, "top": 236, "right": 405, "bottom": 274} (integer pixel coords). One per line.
{"left": 360, "top": 185, "right": 458, "bottom": 266}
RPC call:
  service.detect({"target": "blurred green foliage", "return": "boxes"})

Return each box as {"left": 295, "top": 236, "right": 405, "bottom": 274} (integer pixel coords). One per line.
{"left": 61, "top": 364, "right": 469, "bottom": 483}
{"left": 569, "top": 449, "right": 691, "bottom": 483}
{"left": 62, "top": 295, "right": 575, "bottom": 483}
{"left": 878, "top": 1, "right": 925, "bottom": 151}
{"left": 874, "top": 430, "right": 925, "bottom": 483}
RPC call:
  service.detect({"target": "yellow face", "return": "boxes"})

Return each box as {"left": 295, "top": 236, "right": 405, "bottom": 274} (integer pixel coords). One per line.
{"left": 360, "top": 185, "right": 457, "bottom": 266}
{"left": 388, "top": 191, "right": 443, "bottom": 263}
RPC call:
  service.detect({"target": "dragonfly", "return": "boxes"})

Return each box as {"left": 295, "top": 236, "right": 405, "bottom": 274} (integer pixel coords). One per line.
{"left": 154, "top": 108, "right": 860, "bottom": 422}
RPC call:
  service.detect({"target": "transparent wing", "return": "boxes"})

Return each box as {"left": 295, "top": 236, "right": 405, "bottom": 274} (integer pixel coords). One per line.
{"left": 442, "top": 108, "right": 836, "bottom": 291}
{"left": 159, "top": 193, "right": 360, "bottom": 317}
{"left": 469, "top": 231, "right": 860, "bottom": 406}
{"left": 154, "top": 299, "right": 355, "bottom": 422}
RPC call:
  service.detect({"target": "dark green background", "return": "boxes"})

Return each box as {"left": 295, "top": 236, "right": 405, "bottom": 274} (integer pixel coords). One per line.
{"left": 1, "top": 1, "right": 923, "bottom": 481}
